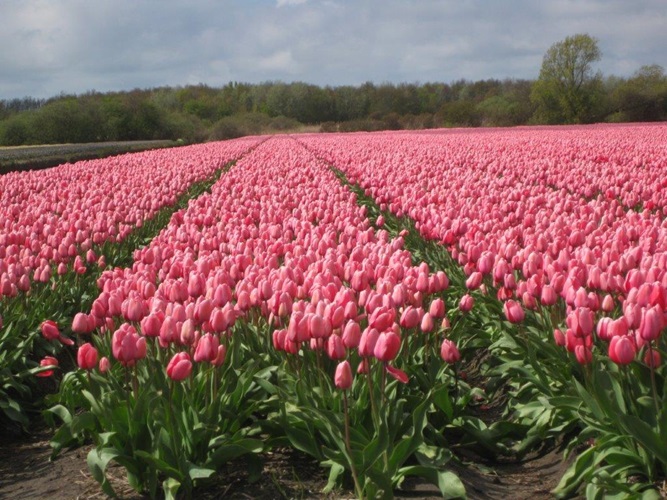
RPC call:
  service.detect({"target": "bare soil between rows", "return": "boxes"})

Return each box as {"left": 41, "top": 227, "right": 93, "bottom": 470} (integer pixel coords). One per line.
{"left": 0, "top": 426, "right": 570, "bottom": 499}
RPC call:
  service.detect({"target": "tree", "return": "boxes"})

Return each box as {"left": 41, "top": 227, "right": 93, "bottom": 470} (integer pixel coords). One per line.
{"left": 531, "top": 34, "right": 604, "bottom": 124}
{"left": 611, "top": 65, "right": 667, "bottom": 122}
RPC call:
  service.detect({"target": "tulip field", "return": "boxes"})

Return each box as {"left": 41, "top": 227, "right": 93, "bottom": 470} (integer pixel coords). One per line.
{"left": 1, "top": 124, "right": 666, "bottom": 499}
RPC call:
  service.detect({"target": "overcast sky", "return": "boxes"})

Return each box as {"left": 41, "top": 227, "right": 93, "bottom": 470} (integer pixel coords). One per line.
{"left": 1, "top": 0, "right": 665, "bottom": 99}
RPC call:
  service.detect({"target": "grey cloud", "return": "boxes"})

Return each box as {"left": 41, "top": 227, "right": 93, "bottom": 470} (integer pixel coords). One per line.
{"left": 1, "top": 0, "right": 665, "bottom": 98}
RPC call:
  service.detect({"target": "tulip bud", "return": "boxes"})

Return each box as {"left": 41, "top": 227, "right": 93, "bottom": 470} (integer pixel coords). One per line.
{"left": 41, "top": 320, "right": 60, "bottom": 341}
{"left": 166, "top": 352, "right": 192, "bottom": 381}
{"left": 98, "top": 356, "right": 110, "bottom": 373}
{"left": 459, "top": 294, "right": 474, "bottom": 313}
{"left": 37, "top": 356, "right": 59, "bottom": 377}
{"left": 608, "top": 336, "right": 635, "bottom": 365}
{"left": 334, "top": 360, "right": 353, "bottom": 390}
{"left": 503, "top": 300, "right": 525, "bottom": 324}
{"left": 374, "top": 331, "right": 401, "bottom": 361}
{"left": 440, "top": 339, "right": 460, "bottom": 363}
{"left": 77, "top": 343, "right": 99, "bottom": 370}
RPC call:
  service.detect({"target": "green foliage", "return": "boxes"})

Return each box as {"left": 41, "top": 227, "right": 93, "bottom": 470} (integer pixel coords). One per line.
{"left": 531, "top": 34, "right": 605, "bottom": 124}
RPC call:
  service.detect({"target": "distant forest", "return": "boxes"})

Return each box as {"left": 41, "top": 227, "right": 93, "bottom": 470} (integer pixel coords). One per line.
{"left": 1, "top": 67, "right": 666, "bottom": 145}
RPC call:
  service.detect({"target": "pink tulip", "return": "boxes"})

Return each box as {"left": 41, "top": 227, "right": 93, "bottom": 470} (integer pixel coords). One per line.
{"left": 440, "top": 339, "right": 460, "bottom": 364}
{"left": 194, "top": 333, "right": 219, "bottom": 363}
{"left": 608, "top": 336, "right": 635, "bottom": 365}
{"left": 503, "top": 300, "right": 525, "bottom": 324}
{"left": 334, "top": 360, "right": 353, "bottom": 390}
{"left": 166, "top": 352, "right": 192, "bottom": 381}
{"left": 98, "top": 356, "right": 110, "bottom": 373}
{"left": 77, "top": 343, "right": 99, "bottom": 370}
{"left": 459, "top": 294, "right": 474, "bottom": 313}
{"left": 639, "top": 306, "right": 663, "bottom": 341}
{"left": 374, "top": 331, "right": 401, "bottom": 361}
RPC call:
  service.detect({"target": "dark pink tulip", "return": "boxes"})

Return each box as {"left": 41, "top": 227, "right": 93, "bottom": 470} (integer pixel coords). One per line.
{"left": 212, "top": 344, "right": 227, "bottom": 367}
{"left": 428, "top": 298, "right": 446, "bottom": 319}
{"left": 334, "top": 360, "right": 353, "bottom": 390}
{"left": 540, "top": 285, "right": 557, "bottom": 306}
{"left": 596, "top": 317, "right": 612, "bottom": 341}
{"left": 342, "top": 320, "right": 362, "bottom": 348}
{"left": 77, "top": 343, "right": 99, "bottom": 370}
{"left": 553, "top": 328, "right": 566, "bottom": 347}
{"left": 466, "top": 272, "right": 483, "bottom": 290}
{"left": 326, "top": 334, "right": 346, "bottom": 360}
{"left": 609, "top": 336, "right": 635, "bottom": 365}
{"left": 41, "top": 320, "right": 60, "bottom": 341}
{"left": 639, "top": 306, "right": 663, "bottom": 341}
{"left": 374, "top": 331, "right": 401, "bottom": 361}
{"left": 440, "top": 339, "right": 460, "bottom": 364}
{"left": 574, "top": 345, "right": 593, "bottom": 365}
{"left": 459, "top": 294, "right": 474, "bottom": 313}
{"left": 167, "top": 352, "right": 192, "bottom": 381}
{"left": 194, "top": 333, "right": 219, "bottom": 363}
{"left": 358, "top": 327, "right": 380, "bottom": 357}
{"left": 140, "top": 312, "right": 163, "bottom": 337}
{"left": 644, "top": 348, "right": 661, "bottom": 368}
{"left": 608, "top": 318, "right": 629, "bottom": 338}
{"left": 503, "top": 300, "right": 525, "bottom": 324}
{"left": 98, "top": 356, "right": 110, "bottom": 373}
{"left": 399, "top": 306, "right": 421, "bottom": 329}
{"left": 420, "top": 312, "right": 434, "bottom": 333}
{"left": 601, "top": 294, "right": 615, "bottom": 312}
{"left": 72, "top": 313, "right": 94, "bottom": 334}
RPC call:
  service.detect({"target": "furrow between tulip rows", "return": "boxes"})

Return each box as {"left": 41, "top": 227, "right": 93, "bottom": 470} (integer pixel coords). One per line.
{"left": 0, "top": 136, "right": 264, "bottom": 430}
{"left": 55, "top": 136, "right": 476, "bottom": 498}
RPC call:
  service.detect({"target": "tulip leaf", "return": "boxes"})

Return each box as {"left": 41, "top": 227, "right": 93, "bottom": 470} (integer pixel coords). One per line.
{"left": 87, "top": 447, "right": 121, "bottom": 498}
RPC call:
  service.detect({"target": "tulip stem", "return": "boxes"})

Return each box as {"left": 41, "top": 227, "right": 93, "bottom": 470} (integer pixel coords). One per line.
{"left": 343, "top": 390, "right": 362, "bottom": 499}
{"left": 648, "top": 343, "right": 660, "bottom": 415}
{"left": 365, "top": 361, "right": 379, "bottom": 427}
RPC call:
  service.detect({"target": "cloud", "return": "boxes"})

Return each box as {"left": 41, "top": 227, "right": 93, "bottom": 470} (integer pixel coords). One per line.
{"left": 1, "top": 0, "right": 665, "bottom": 99}
{"left": 276, "top": 0, "right": 308, "bottom": 6}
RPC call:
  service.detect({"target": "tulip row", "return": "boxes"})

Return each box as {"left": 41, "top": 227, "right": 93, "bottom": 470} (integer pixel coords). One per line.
{"left": 0, "top": 137, "right": 263, "bottom": 430}
{"left": 56, "top": 136, "right": 474, "bottom": 498}
{"left": 298, "top": 125, "right": 667, "bottom": 496}
{"left": 0, "top": 137, "right": 261, "bottom": 300}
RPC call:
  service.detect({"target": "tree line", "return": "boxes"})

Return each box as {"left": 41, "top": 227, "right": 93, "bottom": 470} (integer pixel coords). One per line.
{"left": 1, "top": 35, "right": 665, "bottom": 146}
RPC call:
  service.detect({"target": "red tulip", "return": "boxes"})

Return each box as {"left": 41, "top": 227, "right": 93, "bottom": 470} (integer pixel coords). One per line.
{"left": 37, "top": 356, "right": 59, "bottom": 377}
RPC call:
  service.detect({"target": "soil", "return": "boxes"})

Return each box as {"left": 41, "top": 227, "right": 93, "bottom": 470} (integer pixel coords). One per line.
{"left": 0, "top": 427, "right": 571, "bottom": 500}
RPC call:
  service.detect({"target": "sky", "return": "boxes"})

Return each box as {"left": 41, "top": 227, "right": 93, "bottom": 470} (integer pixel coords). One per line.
{"left": 1, "top": 0, "right": 666, "bottom": 100}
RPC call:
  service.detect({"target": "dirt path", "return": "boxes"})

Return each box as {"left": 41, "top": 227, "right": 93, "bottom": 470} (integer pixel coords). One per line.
{"left": 0, "top": 427, "right": 569, "bottom": 499}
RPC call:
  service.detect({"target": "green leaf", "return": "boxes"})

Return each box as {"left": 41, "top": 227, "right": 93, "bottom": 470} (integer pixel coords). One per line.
{"left": 398, "top": 465, "right": 466, "bottom": 499}
{"left": 87, "top": 447, "right": 121, "bottom": 498}
{"left": 553, "top": 446, "right": 596, "bottom": 498}
{"left": 208, "top": 438, "right": 264, "bottom": 466}
{"left": 617, "top": 414, "right": 667, "bottom": 465}
{"left": 323, "top": 462, "right": 345, "bottom": 494}
{"left": 45, "top": 404, "right": 72, "bottom": 425}
{"left": 188, "top": 464, "right": 215, "bottom": 481}
{"left": 163, "top": 477, "right": 181, "bottom": 500}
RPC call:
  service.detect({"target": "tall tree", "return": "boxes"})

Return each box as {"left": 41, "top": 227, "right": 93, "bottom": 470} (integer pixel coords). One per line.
{"left": 531, "top": 34, "right": 604, "bottom": 124}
